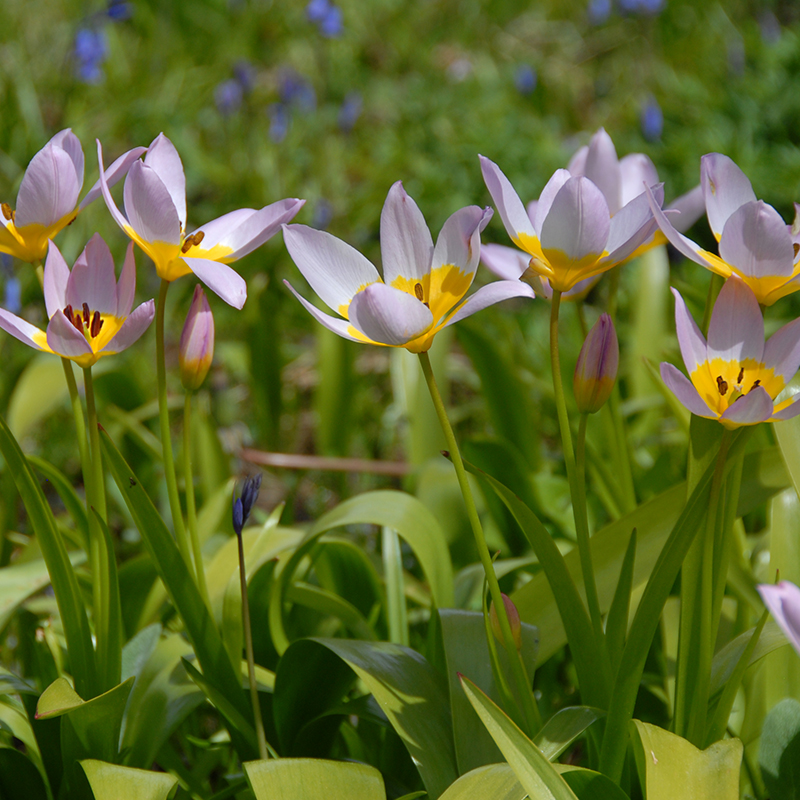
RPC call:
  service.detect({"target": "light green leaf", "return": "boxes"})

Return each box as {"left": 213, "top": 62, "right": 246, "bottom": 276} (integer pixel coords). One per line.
{"left": 438, "top": 763, "right": 525, "bottom": 800}
{"left": 244, "top": 757, "right": 385, "bottom": 800}
{"left": 534, "top": 706, "right": 605, "bottom": 762}
{"left": 759, "top": 698, "right": 800, "bottom": 800}
{"left": 7, "top": 355, "right": 68, "bottom": 439}
{"left": 80, "top": 760, "right": 177, "bottom": 800}
{"left": 27, "top": 455, "right": 89, "bottom": 548}
{"left": 556, "top": 765, "right": 630, "bottom": 799}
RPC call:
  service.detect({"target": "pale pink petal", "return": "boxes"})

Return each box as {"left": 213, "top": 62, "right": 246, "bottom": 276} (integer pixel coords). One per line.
{"left": 105, "top": 300, "right": 155, "bottom": 352}
{"left": 43, "top": 241, "right": 71, "bottom": 318}
{"left": 0, "top": 310, "right": 46, "bottom": 351}
{"left": 348, "top": 283, "right": 433, "bottom": 346}
{"left": 539, "top": 176, "right": 610, "bottom": 261}
{"left": 479, "top": 156, "right": 536, "bottom": 242}
{"left": 283, "top": 224, "right": 380, "bottom": 313}
{"left": 619, "top": 153, "right": 659, "bottom": 206}
{"left": 123, "top": 161, "right": 182, "bottom": 245}
{"left": 96, "top": 140, "right": 135, "bottom": 233}
{"left": 15, "top": 144, "right": 81, "bottom": 228}
{"left": 480, "top": 243, "right": 529, "bottom": 280}
{"left": 284, "top": 281, "right": 362, "bottom": 342}
{"left": 719, "top": 386, "right": 773, "bottom": 425}
{"left": 46, "top": 311, "right": 93, "bottom": 359}
{"left": 379, "top": 182, "right": 434, "bottom": 284}
{"left": 431, "top": 206, "right": 492, "bottom": 283}
{"left": 526, "top": 200, "right": 537, "bottom": 224}
{"left": 582, "top": 128, "right": 622, "bottom": 214}
{"left": 143, "top": 133, "right": 186, "bottom": 226}
{"left": 181, "top": 257, "right": 247, "bottom": 310}
{"left": 718, "top": 201, "right": 794, "bottom": 278}
{"left": 563, "top": 273, "right": 603, "bottom": 301}
{"left": 80, "top": 146, "right": 147, "bottom": 210}
{"left": 667, "top": 184, "right": 704, "bottom": 233}
{"left": 116, "top": 243, "right": 137, "bottom": 317}
{"left": 764, "top": 317, "right": 800, "bottom": 385}
{"left": 193, "top": 209, "right": 255, "bottom": 247}
{"left": 66, "top": 234, "right": 117, "bottom": 314}
{"left": 567, "top": 145, "right": 588, "bottom": 176}
{"left": 445, "top": 280, "right": 535, "bottom": 327}
{"left": 51, "top": 130, "right": 85, "bottom": 187}
{"left": 672, "top": 287, "right": 708, "bottom": 374}
{"left": 772, "top": 395, "right": 800, "bottom": 422}
{"left": 707, "top": 278, "right": 764, "bottom": 365}
{"left": 701, "top": 153, "right": 757, "bottom": 240}
{"left": 603, "top": 184, "right": 662, "bottom": 258}
{"left": 660, "top": 362, "right": 715, "bottom": 418}
{"left": 533, "top": 169, "right": 571, "bottom": 236}
{"left": 757, "top": 582, "right": 800, "bottom": 656}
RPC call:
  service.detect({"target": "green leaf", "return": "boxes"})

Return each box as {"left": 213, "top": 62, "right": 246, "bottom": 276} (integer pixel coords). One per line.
{"left": 0, "top": 748, "right": 51, "bottom": 800}
{"left": 605, "top": 529, "right": 637, "bottom": 678}
{"left": 459, "top": 676, "right": 578, "bottom": 800}
{"left": 0, "top": 694, "right": 49, "bottom": 795}
{"left": 759, "top": 698, "right": 800, "bottom": 800}
{"left": 557, "top": 766, "right": 631, "bottom": 799}
{"left": 534, "top": 706, "right": 605, "bottom": 762}
{"left": 438, "top": 763, "right": 525, "bottom": 800}
{"left": 80, "top": 760, "right": 177, "bottom": 800}
{"left": 286, "top": 582, "right": 377, "bottom": 640}
{"left": 630, "top": 721, "right": 742, "bottom": 800}
{"left": 27, "top": 455, "right": 89, "bottom": 549}
{"left": 244, "top": 757, "right": 385, "bottom": 800}
{"left": 7, "top": 355, "right": 68, "bottom": 439}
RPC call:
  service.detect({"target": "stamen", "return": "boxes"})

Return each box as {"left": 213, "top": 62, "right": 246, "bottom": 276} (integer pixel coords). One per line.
{"left": 63, "top": 304, "right": 74, "bottom": 324}
{"left": 716, "top": 376, "right": 728, "bottom": 396}
{"left": 751, "top": 379, "right": 761, "bottom": 390}
{"left": 82, "top": 303, "right": 91, "bottom": 326}
{"left": 90, "top": 310, "right": 103, "bottom": 338}
{"left": 414, "top": 283, "right": 424, "bottom": 301}
{"left": 193, "top": 231, "right": 204, "bottom": 246}
{"left": 64, "top": 304, "right": 83, "bottom": 332}
{"left": 181, "top": 231, "right": 204, "bottom": 254}
{"left": 737, "top": 367, "right": 744, "bottom": 384}
{"left": 794, "top": 243, "right": 800, "bottom": 259}
{"left": 1, "top": 203, "right": 13, "bottom": 221}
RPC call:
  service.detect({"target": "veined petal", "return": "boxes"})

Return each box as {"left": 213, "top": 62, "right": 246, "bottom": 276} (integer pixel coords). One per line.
{"left": 707, "top": 278, "right": 764, "bottom": 365}
{"left": 432, "top": 205, "right": 492, "bottom": 282}
{"left": 283, "top": 223, "right": 380, "bottom": 314}
{"left": 480, "top": 243, "right": 529, "bottom": 281}
{"left": 582, "top": 128, "right": 622, "bottom": 214}
{"left": 116, "top": 243, "right": 137, "bottom": 317}
{"left": 97, "top": 140, "right": 135, "bottom": 233}
{"left": 66, "top": 233, "right": 117, "bottom": 314}
{"left": 772, "top": 394, "right": 800, "bottom": 421}
{"left": 619, "top": 153, "right": 659, "bottom": 206}
{"left": 479, "top": 156, "right": 536, "bottom": 243}
{"left": 0, "top": 309, "right": 47, "bottom": 351}
{"left": 533, "top": 169, "right": 571, "bottom": 236}
{"left": 15, "top": 144, "right": 81, "bottom": 228}
{"left": 51, "top": 130, "right": 85, "bottom": 188}
{"left": 764, "top": 317, "right": 800, "bottom": 385}
{"left": 660, "top": 361, "right": 715, "bottom": 418}
{"left": 143, "top": 133, "right": 186, "bottom": 226}
{"left": 43, "top": 241, "right": 71, "bottom": 319}
{"left": 181, "top": 256, "right": 247, "bottom": 309}
{"left": 719, "top": 385, "right": 773, "bottom": 426}
{"left": 283, "top": 280, "right": 363, "bottom": 342}
{"left": 123, "top": 161, "right": 182, "bottom": 245}
{"left": 718, "top": 201, "right": 795, "bottom": 278}
{"left": 604, "top": 184, "right": 662, "bottom": 257}
{"left": 46, "top": 310, "right": 93, "bottom": 359}
{"left": 348, "top": 283, "right": 433, "bottom": 346}
{"left": 539, "top": 176, "right": 610, "bottom": 261}
{"left": 444, "top": 280, "right": 535, "bottom": 327}
{"left": 701, "top": 153, "right": 757, "bottom": 241}
{"left": 667, "top": 184, "right": 704, "bottom": 233}
{"left": 105, "top": 300, "right": 155, "bottom": 352}
{"left": 672, "top": 287, "right": 708, "bottom": 374}
{"left": 379, "top": 181, "right": 434, "bottom": 285}
{"left": 81, "top": 146, "right": 147, "bottom": 210}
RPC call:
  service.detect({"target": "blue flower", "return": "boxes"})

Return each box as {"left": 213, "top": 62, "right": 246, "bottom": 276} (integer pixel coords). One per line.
{"left": 311, "top": 199, "right": 333, "bottom": 230}
{"left": 1, "top": 254, "right": 20, "bottom": 315}
{"left": 74, "top": 28, "right": 108, "bottom": 84}
{"left": 269, "top": 103, "right": 290, "bottom": 143}
{"left": 107, "top": 0, "right": 132, "bottom": 21}
{"left": 338, "top": 92, "right": 363, "bottom": 131}
{"left": 215, "top": 79, "right": 244, "bottom": 116}
{"left": 587, "top": 0, "right": 611, "bottom": 24}
{"left": 514, "top": 65, "right": 537, "bottom": 95}
{"left": 280, "top": 70, "right": 316, "bottom": 113}
{"left": 306, "top": 0, "right": 343, "bottom": 37}
{"left": 640, "top": 96, "right": 663, "bottom": 142}
{"left": 233, "top": 474, "right": 262, "bottom": 537}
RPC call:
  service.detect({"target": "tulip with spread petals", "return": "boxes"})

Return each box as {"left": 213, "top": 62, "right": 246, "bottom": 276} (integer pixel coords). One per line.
{"left": 661, "top": 278, "right": 800, "bottom": 428}
{"left": 283, "top": 181, "right": 534, "bottom": 353}
{"left": 179, "top": 285, "right": 214, "bottom": 391}
{"left": 0, "top": 130, "right": 144, "bottom": 264}
{"left": 97, "top": 133, "right": 305, "bottom": 309}
{"left": 480, "top": 153, "right": 662, "bottom": 293}
{"left": 757, "top": 581, "right": 800, "bottom": 659}
{"left": 0, "top": 235, "right": 154, "bottom": 368}
{"left": 646, "top": 153, "right": 800, "bottom": 305}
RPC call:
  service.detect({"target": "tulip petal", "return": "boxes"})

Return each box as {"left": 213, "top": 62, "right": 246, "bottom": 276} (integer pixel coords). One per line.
{"left": 701, "top": 153, "right": 757, "bottom": 240}
{"left": 106, "top": 300, "right": 155, "bottom": 352}
{"left": 772, "top": 394, "right": 800, "bottom": 421}
{"left": 66, "top": 234, "right": 118, "bottom": 314}
{"left": 660, "top": 362, "right": 715, "bottom": 418}
{"left": 143, "top": 133, "right": 187, "bottom": 226}
{"left": 51, "top": 129, "right": 85, "bottom": 188}
{"left": 348, "top": 283, "right": 433, "bottom": 346}
{"left": 479, "top": 156, "right": 536, "bottom": 242}
{"left": 540, "top": 177, "right": 610, "bottom": 261}
{"left": 707, "top": 278, "right": 764, "bottom": 365}
{"left": 123, "top": 161, "right": 182, "bottom": 245}
{"left": 445, "top": 280, "right": 535, "bottom": 327}
{"left": 667, "top": 184, "right": 704, "bottom": 234}
{"left": 81, "top": 146, "right": 147, "bottom": 210}
{"left": 97, "top": 140, "right": 136, "bottom": 233}
{"left": 15, "top": 144, "right": 81, "bottom": 228}
{"left": 116, "top": 243, "right": 137, "bottom": 317}
{"left": 603, "top": 184, "right": 662, "bottom": 259}
{"left": 181, "top": 256, "right": 247, "bottom": 309}
{"left": 533, "top": 169, "right": 571, "bottom": 236}
{"left": 380, "top": 182, "right": 434, "bottom": 284}
{"left": 283, "top": 280, "right": 363, "bottom": 342}
{"left": 672, "top": 287, "right": 708, "bottom": 374}
{"left": 567, "top": 145, "right": 588, "bottom": 176}
{"left": 757, "top": 582, "right": 800, "bottom": 656}
{"left": 432, "top": 205, "right": 492, "bottom": 282}
{"left": 43, "top": 241, "right": 71, "bottom": 319}
{"left": 583, "top": 128, "right": 622, "bottom": 214}
{"left": 480, "top": 243, "right": 529, "bottom": 281}
{"left": 46, "top": 311, "right": 93, "bottom": 359}
{"left": 764, "top": 317, "right": 800, "bottom": 385}
{"left": 0, "top": 309, "right": 46, "bottom": 351}
{"left": 283, "top": 224, "right": 380, "bottom": 314}
{"left": 619, "top": 153, "right": 659, "bottom": 206}
{"left": 718, "top": 201, "right": 795, "bottom": 278}
{"left": 719, "top": 385, "right": 773, "bottom": 425}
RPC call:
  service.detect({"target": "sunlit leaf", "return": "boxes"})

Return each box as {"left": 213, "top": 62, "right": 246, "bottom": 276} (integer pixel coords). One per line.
{"left": 759, "top": 698, "right": 800, "bottom": 800}
{"left": 80, "top": 760, "right": 177, "bottom": 800}
{"left": 438, "top": 763, "right": 525, "bottom": 800}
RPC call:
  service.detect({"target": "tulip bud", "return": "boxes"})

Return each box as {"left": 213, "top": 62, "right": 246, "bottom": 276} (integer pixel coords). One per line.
{"left": 179, "top": 286, "right": 215, "bottom": 391}
{"left": 574, "top": 313, "right": 618, "bottom": 414}
{"left": 490, "top": 593, "right": 522, "bottom": 651}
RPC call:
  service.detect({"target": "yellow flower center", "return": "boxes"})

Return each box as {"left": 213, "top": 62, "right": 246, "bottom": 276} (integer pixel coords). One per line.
{"left": 690, "top": 357, "right": 782, "bottom": 417}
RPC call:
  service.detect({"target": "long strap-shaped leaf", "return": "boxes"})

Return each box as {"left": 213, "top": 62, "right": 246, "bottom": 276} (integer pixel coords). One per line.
{"left": 100, "top": 428, "right": 256, "bottom": 757}
{"left": 0, "top": 414, "right": 96, "bottom": 697}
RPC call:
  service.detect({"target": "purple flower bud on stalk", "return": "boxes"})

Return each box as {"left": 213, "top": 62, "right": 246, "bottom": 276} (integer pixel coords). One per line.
{"left": 233, "top": 473, "right": 262, "bottom": 537}
{"left": 574, "top": 313, "right": 618, "bottom": 414}
{"left": 179, "top": 286, "right": 215, "bottom": 391}
{"left": 758, "top": 581, "right": 800, "bottom": 658}
{"left": 490, "top": 593, "right": 522, "bottom": 651}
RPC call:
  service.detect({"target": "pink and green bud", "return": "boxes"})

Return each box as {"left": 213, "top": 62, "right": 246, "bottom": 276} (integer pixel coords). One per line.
{"left": 179, "top": 285, "right": 215, "bottom": 391}
{"left": 490, "top": 593, "right": 522, "bottom": 651}
{"left": 574, "top": 313, "right": 618, "bottom": 414}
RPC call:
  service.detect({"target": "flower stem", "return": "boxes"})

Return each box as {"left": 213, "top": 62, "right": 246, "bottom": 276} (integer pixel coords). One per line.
{"left": 418, "top": 350, "right": 541, "bottom": 734}
{"left": 156, "top": 279, "right": 191, "bottom": 569}
{"left": 184, "top": 391, "right": 210, "bottom": 608}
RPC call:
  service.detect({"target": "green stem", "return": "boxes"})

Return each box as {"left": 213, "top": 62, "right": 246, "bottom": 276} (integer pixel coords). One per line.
{"left": 418, "top": 350, "right": 541, "bottom": 734}
{"left": 156, "top": 279, "right": 191, "bottom": 568}
{"left": 61, "top": 358, "right": 90, "bottom": 515}
{"left": 184, "top": 391, "right": 210, "bottom": 608}
{"left": 549, "top": 291, "right": 610, "bottom": 685}
{"left": 237, "top": 531, "right": 268, "bottom": 760}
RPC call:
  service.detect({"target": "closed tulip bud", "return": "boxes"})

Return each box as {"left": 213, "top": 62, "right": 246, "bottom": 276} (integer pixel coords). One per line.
{"left": 490, "top": 593, "right": 522, "bottom": 651}
{"left": 179, "top": 285, "right": 214, "bottom": 391}
{"left": 574, "top": 313, "right": 618, "bottom": 414}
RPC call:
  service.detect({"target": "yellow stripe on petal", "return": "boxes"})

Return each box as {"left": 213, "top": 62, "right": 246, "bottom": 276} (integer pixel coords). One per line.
{"left": 123, "top": 224, "right": 184, "bottom": 280}
{"left": 338, "top": 280, "right": 383, "bottom": 319}
{"left": 185, "top": 242, "right": 235, "bottom": 264}
{"left": 690, "top": 357, "right": 781, "bottom": 416}
{"left": 391, "top": 265, "right": 472, "bottom": 324}
{"left": 516, "top": 232, "right": 548, "bottom": 266}
{"left": 0, "top": 210, "right": 78, "bottom": 263}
